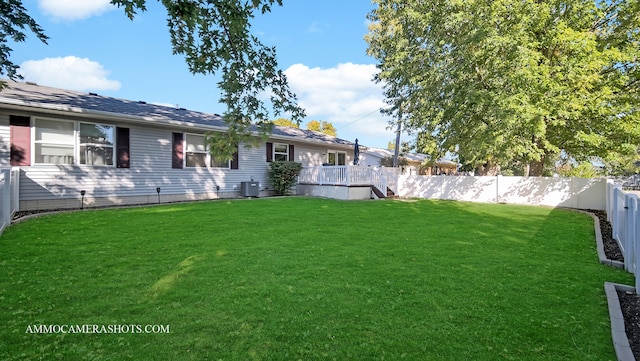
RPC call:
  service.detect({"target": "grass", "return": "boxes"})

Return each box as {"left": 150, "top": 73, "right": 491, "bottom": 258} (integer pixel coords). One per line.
{"left": 0, "top": 197, "right": 633, "bottom": 360}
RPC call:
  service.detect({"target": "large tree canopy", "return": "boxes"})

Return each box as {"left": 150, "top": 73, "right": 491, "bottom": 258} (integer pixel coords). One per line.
{"left": 0, "top": 0, "right": 48, "bottom": 84}
{"left": 2, "top": 0, "right": 305, "bottom": 160}
{"left": 366, "top": 0, "right": 640, "bottom": 175}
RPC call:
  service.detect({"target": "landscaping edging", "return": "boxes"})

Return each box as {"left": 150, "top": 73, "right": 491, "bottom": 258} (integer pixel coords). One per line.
{"left": 575, "top": 210, "right": 624, "bottom": 269}
{"left": 573, "top": 209, "right": 632, "bottom": 360}
{"left": 605, "top": 282, "right": 636, "bottom": 361}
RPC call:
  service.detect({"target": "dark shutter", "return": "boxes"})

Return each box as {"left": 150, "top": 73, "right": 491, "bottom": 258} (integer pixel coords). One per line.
{"left": 172, "top": 132, "right": 184, "bottom": 169}
{"left": 231, "top": 145, "right": 239, "bottom": 169}
{"left": 10, "top": 115, "right": 30, "bottom": 166}
{"left": 266, "top": 142, "right": 273, "bottom": 162}
{"left": 116, "top": 127, "right": 130, "bottom": 168}
{"left": 288, "top": 144, "right": 295, "bottom": 161}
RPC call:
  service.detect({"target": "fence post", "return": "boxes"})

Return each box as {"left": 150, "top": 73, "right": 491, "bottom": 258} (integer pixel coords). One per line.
{"left": 635, "top": 199, "right": 640, "bottom": 291}
{"left": 11, "top": 168, "right": 19, "bottom": 215}
{"left": 1, "top": 169, "right": 10, "bottom": 232}
{"left": 612, "top": 187, "right": 620, "bottom": 241}
{"left": 626, "top": 195, "right": 637, "bottom": 274}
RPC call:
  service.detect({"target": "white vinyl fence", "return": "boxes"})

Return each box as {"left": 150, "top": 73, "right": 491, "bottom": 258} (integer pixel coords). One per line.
{"left": 606, "top": 182, "right": 640, "bottom": 290}
{"left": 398, "top": 175, "right": 607, "bottom": 209}
{"left": 0, "top": 168, "right": 20, "bottom": 234}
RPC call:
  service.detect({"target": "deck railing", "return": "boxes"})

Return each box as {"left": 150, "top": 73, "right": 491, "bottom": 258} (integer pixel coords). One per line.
{"left": 298, "top": 166, "right": 394, "bottom": 195}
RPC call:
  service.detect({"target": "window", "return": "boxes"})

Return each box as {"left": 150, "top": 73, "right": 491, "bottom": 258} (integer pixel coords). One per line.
{"left": 327, "top": 151, "right": 346, "bottom": 166}
{"left": 79, "top": 123, "right": 114, "bottom": 165}
{"left": 274, "top": 143, "right": 289, "bottom": 161}
{"left": 32, "top": 118, "right": 127, "bottom": 167}
{"left": 266, "top": 142, "right": 294, "bottom": 162}
{"left": 34, "top": 118, "right": 75, "bottom": 164}
{"left": 185, "top": 134, "right": 208, "bottom": 167}
{"left": 177, "top": 133, "right": 237, "bottom": 169}
{"left": 211, "top": 157, "right": 230, "bottom": 168}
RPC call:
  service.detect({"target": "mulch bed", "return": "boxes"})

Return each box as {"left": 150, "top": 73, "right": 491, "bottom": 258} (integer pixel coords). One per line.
{"left": 586, "top": 209, "right": 640, "bottom": 360}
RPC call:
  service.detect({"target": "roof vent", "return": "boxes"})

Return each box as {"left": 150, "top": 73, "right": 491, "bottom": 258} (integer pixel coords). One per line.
{"left": 26, "top": 81, "right": 38, "bottom": 86}
{"left": 178, "top": 107, "right": 186, "bottom": 111}
{"left": 138, "top": 100, "right": 147, "bottom": 104}
{"left": 89, "top": 92, "right": 98, "bottom": 96}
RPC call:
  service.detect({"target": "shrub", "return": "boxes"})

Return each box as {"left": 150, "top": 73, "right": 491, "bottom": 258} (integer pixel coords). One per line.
{"left": 268, "top": 161, "right": 303, "bottom": 195}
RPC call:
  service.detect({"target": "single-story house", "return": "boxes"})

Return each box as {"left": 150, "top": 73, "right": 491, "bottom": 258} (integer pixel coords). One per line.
{"left": 359, "top": 147, "right": 422, "bottom": 174}
{"left": 0, "top": 80, "right": 367, "bottom": 210}
{"left": 359, "top": 147, "right": 460, "bottom": 176}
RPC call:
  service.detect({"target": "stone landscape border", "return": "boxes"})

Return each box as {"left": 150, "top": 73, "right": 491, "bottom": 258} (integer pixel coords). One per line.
{"left": 605, "top": 282, "right": 636, "bottom": 361}
{"left": 576, "top": 210, "right": 635, "bottom": 361}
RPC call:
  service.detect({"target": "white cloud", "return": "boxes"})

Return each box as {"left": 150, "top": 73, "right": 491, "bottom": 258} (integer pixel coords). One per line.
{"left": 308, "top": 21, "right": 329, "bottom": 34}
{"left": 38, "top": 0, "right": 114, "bottom": 21}
{"left": 284, "top": 62, "right": 396, "bottom": 147}
{"left": 19, "top": 56, "right": 121, "bottom": 92}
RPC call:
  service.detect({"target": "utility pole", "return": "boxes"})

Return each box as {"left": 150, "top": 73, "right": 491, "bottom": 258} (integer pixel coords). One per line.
{"left": 392, "top": 104, "right": 402, "bottom": 168}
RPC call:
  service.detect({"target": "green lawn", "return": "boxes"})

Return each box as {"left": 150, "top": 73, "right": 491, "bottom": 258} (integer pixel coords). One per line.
{"left": 0, "top": 197, "right": 633, "bottom": 360}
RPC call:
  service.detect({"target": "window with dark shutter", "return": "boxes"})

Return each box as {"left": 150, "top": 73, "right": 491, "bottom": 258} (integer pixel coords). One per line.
{"left": 288, "top": 144, "right": 295, "bottom": 161}
{"left": 10, "top": 115, "right": 30, "bottom": 166}
{"left": 116, "top": 127, "right": 130, "bottom": 168}
{"left": 172, "top": 132, "right": 184, "bottom": 169}
{"left": 231, "top": 145, "right": 239, "bottom": 169}
{"left": 266, "top": 142, "right": 273, "bottom": 162}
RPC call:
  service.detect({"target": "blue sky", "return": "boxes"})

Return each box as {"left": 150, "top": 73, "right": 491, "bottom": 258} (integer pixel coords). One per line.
{"left": 11, "top": 0, "right": 401, "bottom": 149}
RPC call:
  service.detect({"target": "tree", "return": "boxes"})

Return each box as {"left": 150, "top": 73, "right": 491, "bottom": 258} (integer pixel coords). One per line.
{"left": 271, "top": 117, "right": 299, "bottom": 128}
{"left": 366, "top": 0, "right": 640, "bottom": 176}
{"left": 556, "top": 160, "right": 602, "bottom": 178}
{"left": 0, "top": 1, "right": 49, "bottom": 88}
{"left": 306, "top": 120, "right": 337, "bottom": 137}
{"left": 1, "top": 0, "right": 305, "bottom": 160}
{"left": 379, "top": 156, "right": 408, "bottom": 167}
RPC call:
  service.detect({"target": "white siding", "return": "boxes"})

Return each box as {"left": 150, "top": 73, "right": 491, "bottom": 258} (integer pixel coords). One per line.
{"left": 0, "top": 111, "right": 354, "bottom": 210}
{"left": 0, "top": 114, "right": 9, "bottom": 167}
{"left": 293, "top": 142, "right": 354, "bottom": 166}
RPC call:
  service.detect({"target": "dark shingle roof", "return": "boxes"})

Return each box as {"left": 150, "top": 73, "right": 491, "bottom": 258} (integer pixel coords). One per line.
{"left": 0, "top": 81, "right": 355, "bottom": 147}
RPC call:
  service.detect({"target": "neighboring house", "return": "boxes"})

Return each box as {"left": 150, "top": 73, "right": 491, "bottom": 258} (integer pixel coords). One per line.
{"left": 359, "top": 147, "right": 426, "bottom": 175}
{"left": 0, "top": 81, "right": 357, "bottom": 210}
{"left": 359, "top": 147, "right": 459, "bottom": 176}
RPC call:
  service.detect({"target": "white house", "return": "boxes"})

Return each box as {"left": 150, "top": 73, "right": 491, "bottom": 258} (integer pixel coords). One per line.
{"left": 0, "top": 81, "right": 364, "bottom": 210}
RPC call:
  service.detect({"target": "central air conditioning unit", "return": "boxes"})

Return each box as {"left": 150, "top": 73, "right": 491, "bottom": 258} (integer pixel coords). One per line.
{"left": 240, "top": 181, "right": 259, "bottom": 197}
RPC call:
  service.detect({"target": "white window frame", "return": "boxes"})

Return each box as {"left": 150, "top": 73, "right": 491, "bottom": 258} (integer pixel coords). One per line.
{"left": 211, "top": 156, "right": 231, "bottom": 169}
{"left": 184, "top": 133, "right": 230, "bottom": 169}
{"left": 185, "top": 133, "right": 208, "bottom": 168}
{"left": 78, "top": 122, "right": 115, "bottom": 166}
{"left": 33, "top": 117, "right": 76, "bottom": 165}
{"left": 327, "top": 150, "right": 347, "bottom": 166}
{"left": 32, "top": 117, "right": 117, "bottom": 167}
{"left": 273, "top": 143, "right": 289, "bottom": 162}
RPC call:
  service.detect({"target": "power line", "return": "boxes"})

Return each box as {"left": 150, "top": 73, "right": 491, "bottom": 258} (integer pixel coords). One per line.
{"left": 344, "top": 108, "right": 384, "bottom": 126}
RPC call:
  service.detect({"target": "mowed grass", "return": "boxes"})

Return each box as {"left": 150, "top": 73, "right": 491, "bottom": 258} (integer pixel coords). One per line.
{"left": 0, "top": 197, "right": 633, "bottom": 360}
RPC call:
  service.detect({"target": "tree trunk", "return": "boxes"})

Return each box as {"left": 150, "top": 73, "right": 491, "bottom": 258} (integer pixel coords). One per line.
{"left": 528, "top": 158, "right": 545, "bottom": 176}
{"left": 476, "top": 161, "right": 500, "bottom": 176}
